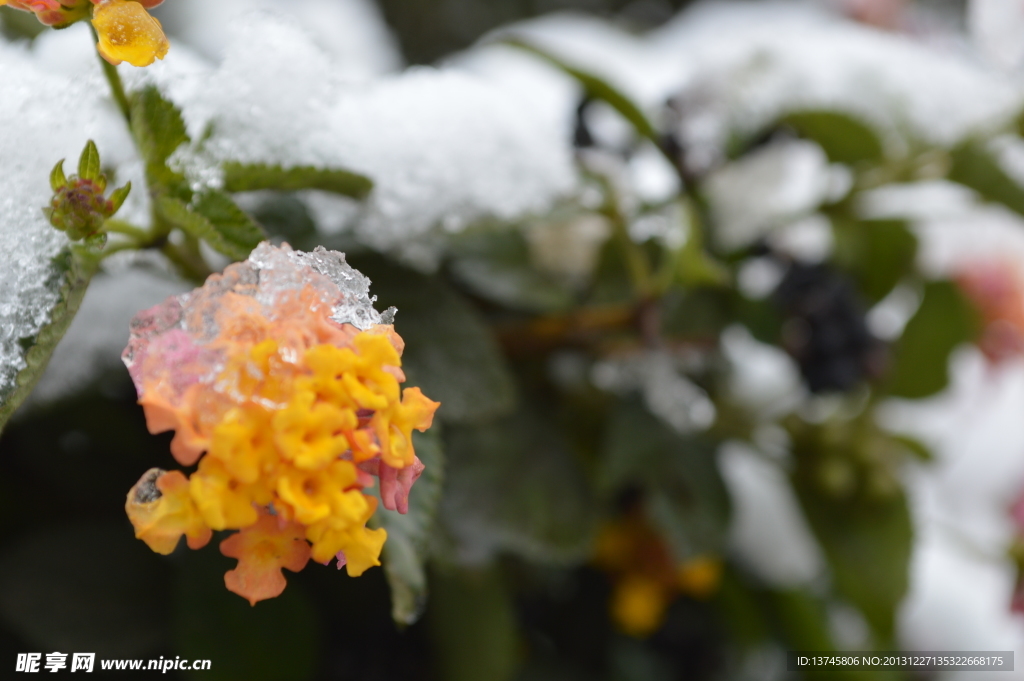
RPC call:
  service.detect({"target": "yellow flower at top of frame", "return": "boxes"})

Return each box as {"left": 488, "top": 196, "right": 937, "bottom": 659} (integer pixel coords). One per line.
{"left": 91, "top": 0, "right": 169, "bottom": 67}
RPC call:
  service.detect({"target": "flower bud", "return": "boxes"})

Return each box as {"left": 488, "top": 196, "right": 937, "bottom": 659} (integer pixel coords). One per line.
{"left": 43, "top": 141, "right": 131, "bottom": 241}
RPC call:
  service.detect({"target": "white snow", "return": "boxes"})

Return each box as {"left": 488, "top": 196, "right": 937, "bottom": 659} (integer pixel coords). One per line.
{"left": 0, "top": 35, "right": 141, "bottom": 405}
{"left": 152, "top": 0, "right": 402, "bottom": 79}
{"left": 22, "top": 267, "right": 188, "bottom": 408}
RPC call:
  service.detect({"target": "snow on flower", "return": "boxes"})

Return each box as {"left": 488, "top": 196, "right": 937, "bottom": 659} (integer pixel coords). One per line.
{"left": 123, "top": 242, "right": 439, "bottom": 604}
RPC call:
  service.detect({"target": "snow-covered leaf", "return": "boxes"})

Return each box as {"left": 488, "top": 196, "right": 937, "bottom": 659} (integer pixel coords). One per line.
{"left": 146, "top": 12, "right": 576, "bottom": 266}
{"left": 0, "top": 40, "right": 137, "bottom": 433}
{"left": 0, "top": 249, "right": 98, "bottom": 432}
{"left": 504, "top": 37, "right": 659, "bottom": 142}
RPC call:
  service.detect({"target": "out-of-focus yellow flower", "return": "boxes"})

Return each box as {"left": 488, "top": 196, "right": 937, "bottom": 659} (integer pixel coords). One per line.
{"left": 612, "top": 575, "right": 670, "bottom": 638}
{"left": 126, "top": 468, "right": 211, "bottom": 555}
{"left": 220, "top": 511, "right": 311, "bottom": 606}
{"left": 595, "top": 513, "right": 724, "bottom": 637}
{"left": 677, "top": 555, "right": 724, "bottom": 600}
{"left": 91, "top": 0, "right": 169, "bottom": 67}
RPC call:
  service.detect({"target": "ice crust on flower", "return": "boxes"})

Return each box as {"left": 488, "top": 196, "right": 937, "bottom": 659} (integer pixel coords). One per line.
{"left": 122, "top": 242, "right": 392, "bottom": 403}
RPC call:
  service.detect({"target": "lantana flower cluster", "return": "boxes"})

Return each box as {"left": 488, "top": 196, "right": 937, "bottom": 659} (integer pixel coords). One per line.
{"left": 1, "top": 0, "right": 168, "bottom": 66}
{"left": 123, "top": 243, "right": 439, "bottom": 605}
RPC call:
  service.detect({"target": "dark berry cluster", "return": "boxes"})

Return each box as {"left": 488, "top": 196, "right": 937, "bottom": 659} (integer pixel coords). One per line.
{"left": 774, "top": 263, "right": 883, "bottom": 393}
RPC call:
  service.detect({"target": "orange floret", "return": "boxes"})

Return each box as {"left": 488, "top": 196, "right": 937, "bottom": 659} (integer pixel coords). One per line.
{"left": 220, "top": 511, "right": 311, "bottom": 606}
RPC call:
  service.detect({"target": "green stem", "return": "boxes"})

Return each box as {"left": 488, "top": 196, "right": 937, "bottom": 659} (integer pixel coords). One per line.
{"left": 90, "top": 25, "right": 131, "bottom": 123}
{"left": 160, "top": 242, "right": 212, "bottom": 286}
{"left": 100, "top": 239, "right": 145, "bottom": 259}
{"left": 103, "top": 219, "right": 148, "bottom": 241}
{"left": 595, "top": 174, "right": 653, "bottom": 299}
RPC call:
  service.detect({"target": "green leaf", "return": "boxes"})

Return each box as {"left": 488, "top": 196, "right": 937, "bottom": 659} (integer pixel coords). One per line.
{"left": 369, "top": 429, "right": 445, "bottom": 626}
{"left": 173, "top": 547, "right": 319, "bottom": 681}
{"left": 600, "top": 400, "right": 731, "bottom": 560}
{"left": 191, "top": 190, "right": 266, "bottom": 257}
{"left": 222, "top": 162, "right": 374, "bottom": 199}
{"left": 781, "top": 110, "right": 885, "bottom": 166}
{"left": 109, "top": 181, "right": 132, "bottom": 214}
{"left": 352, "top": 255, "right": 516, "bottom": 424}
{"left": 157, "top": 193, "right": 264, "bottom": 262}
{"left": 49, "top": 159, "right": 66, "bottom": 192}
{"left": 130, "top": 85, "right": 189, "bottom": 167}
{"left": 766, "top": 588, "right": 901, "bottom": 680}
{"left": 77, "top": 140, "right": 101, "bottom": 182}
{"left": 448, "top": 228, "right": 575, "bottom": 313}
{"left": 884, "top": 280, "right": 979, "bottom": 399}
{"left": 0, "top": 521, "right": 170, "bottom": 657}
{"left": 832, "top": 218, "right": 918, "bottom": 303}
{"left": 949, "top": 140, "right": 1024, "bottom": 217}
{"left": 504, "top": 38, "right": 658, "bottom": 143}
{"left": 0, "top": 246, "right": 99, "bottom": 434}
{"left": 439, "top": 406, "right": 597, "bottom": 564}
{"left": 429, "top": 566, "right": 519, "bottom": 681}
{"left": 890, "top": 434, "right": 933, "bottom": 462}
{"left": 792, "top": 471, "right": 912, "bottom": 643}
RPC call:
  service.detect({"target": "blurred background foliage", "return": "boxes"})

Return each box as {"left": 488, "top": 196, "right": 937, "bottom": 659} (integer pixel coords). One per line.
{"left": 2, "top": 0, "right": 1023, "bottom": 680}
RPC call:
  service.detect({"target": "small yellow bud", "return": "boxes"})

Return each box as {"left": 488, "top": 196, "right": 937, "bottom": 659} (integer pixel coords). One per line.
{"left": 91, "top": 0, "right": 169, "bottom": 68}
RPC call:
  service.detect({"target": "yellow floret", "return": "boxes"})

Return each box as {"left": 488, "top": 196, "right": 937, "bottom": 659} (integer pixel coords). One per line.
{"left": 126, "top": 468, "right": 211, "bottom": 554}
{"left": 276, "top": 460, "right": 360, "bottom": 525}
{"left": 189, "top": 456, "right": 264, "bottom": 531}
{"left": 91, "top": 0, "right": 169, "bottom": 68}
{"left": 272, "top": 389, "right": 356, "bottom": 470}
{"left": 209, "top": 406, "right": 277, "bottom": 485}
